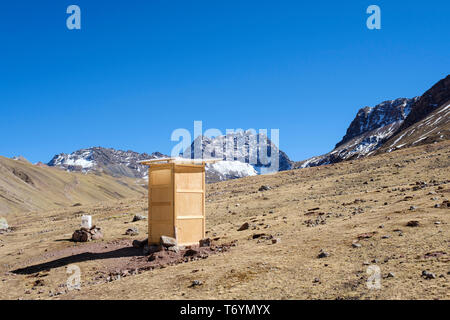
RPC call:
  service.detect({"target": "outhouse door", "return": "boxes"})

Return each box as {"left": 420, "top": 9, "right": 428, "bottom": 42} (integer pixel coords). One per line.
{"left": 148, "top": 163, "right": 175, "bottom": 244}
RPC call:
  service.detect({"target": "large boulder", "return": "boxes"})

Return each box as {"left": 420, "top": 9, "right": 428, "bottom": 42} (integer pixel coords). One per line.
{"left": 90, "top": 228, "right": 103, "bottom": 240}
{"left": 72, "top": 229, "right": 91, "bottom": 242}
{"left": 160, "top": 235, "right": 177, "bottom": 247}
{"left": 199, "top": 238, "right": 211, "bottom": 247}
{"left": 132, "top": 215, "right": 147, "bottom": 222}
{"left": 72, "top": 226, "right": 103, "bottom": 242}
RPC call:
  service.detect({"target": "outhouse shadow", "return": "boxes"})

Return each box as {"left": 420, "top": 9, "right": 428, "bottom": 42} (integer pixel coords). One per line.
{"left": 12, "top": 246, "right": 143, "bottom": 275}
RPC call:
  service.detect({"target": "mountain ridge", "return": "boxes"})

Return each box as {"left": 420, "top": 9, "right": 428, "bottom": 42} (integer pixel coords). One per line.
{"left": 184, "top": 131, "right": 292, "bottom": 174}
{"left": 48, "top": 147, "right": 166, "bottom": 179}
{"left": 296, "top": 75, "right": 450, "bottom": 169}
{"left": 47, "top": 131, "right": 293, "bottom": 183}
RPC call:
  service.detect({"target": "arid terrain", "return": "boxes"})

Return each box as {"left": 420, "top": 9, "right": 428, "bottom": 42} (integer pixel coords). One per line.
{"left": 0, "top": 141, "right": 449, "bottom": 300}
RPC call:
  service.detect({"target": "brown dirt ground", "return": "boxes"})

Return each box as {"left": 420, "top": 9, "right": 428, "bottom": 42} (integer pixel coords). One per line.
{"left": 0, "top": 141, "right": 449, "bottom": 300}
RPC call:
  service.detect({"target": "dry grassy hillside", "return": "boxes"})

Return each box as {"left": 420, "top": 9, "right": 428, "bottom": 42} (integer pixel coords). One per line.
{"left": 0, "top": 156, "right": 146, "bottom": 215}
{"left": 0, "top": 141, "right": 449, "bottom": 300}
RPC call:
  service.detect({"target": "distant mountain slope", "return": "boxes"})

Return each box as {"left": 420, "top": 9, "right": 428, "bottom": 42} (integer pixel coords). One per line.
{"left": 0, "top": 156, "right": 146, "bottom": 215}
{"left": 296, "top": 75, "right": 449, "bottom": 168}
{"left": 397, "top": 75, "right": 450, "bottom": 132}
{"left": 296, "top": 98, "right": 418, "bottom": 168}
{"left": 47, "top": 146, "right": 259, "bottom": 183}
{"left": 379, "top": 75, "right": 450, "bottom": 152}
{"left": 335, "top": 98, "right": 418, "bottom": 148}
{"left": 48, "top": 147, "right": 166, "bottom": 179}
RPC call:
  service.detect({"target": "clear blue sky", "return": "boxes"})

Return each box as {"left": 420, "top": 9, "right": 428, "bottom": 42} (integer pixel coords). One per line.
{"left": 0, "top": 0, "right": 449, "bottom": 163}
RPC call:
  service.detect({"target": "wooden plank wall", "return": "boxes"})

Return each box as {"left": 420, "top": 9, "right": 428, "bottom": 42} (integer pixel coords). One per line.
{"left": 174, "top": 164, "right": 205, "bottom": 245}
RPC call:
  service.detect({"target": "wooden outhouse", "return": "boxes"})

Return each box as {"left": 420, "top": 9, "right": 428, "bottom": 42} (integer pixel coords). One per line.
{"left": 140, "top": 158, "right": 214, "bottom": 246}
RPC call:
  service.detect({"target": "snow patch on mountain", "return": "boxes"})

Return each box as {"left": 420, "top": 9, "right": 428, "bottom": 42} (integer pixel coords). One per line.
{"left": 206, "top": 160, "right": 257, "bottom": 182}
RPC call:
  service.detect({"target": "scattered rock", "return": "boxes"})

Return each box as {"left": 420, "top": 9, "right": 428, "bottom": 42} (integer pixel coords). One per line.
{"left": 422, "top": 270, "right": 436, "bottom": 280}
{"left": 33, "top": 279, "right": 45, "bottom": 287}
{"left": 406, "top": 220, "right": 420, "bottom": 227}
{"left": 199, "top": 238, "right": 211, "bottom": 247}
{"left": 271, "top": 238, "right": 281, "bottom": 244}
{"left": 90, "top": 228, "right": 103, "bottom": 240}
{"left": 258, "top": 185, "right": 271, "bottom": 192}
{"left": 313, "top": 278, "right": 320, "bottom": 283}
{"left": 184, "top": 249, "right": 198, "bottom": 257}
{"left": 409, "top": 206, "right": 417, "bottom": 211}
{"left": 381, "top": 235, "right": 390, "bottom": 239}
{"left": 251, "top": 233, "right": 271, "bottom": 240}
{"left": 237, "top": 222, "right": 249, "bottom": 231}
{"left": 168, "top": 246, "right": 180, "bottom": 253}
{"left": 132, "top": 215, "right": 146, "bottom": 222}
{"left": 72, "top": 226, "right": 103, "bottom": 242}
{"left": 189, "top": 280, "right": 202, "bottom": 288}
{"left": 160, "top": 235, "right": 177, "bottom": 247}
{"left": 386, "top": 272, "right": 395, "bottom": 278}
{"left": 125, "top": 227, "right": 139, "bottom": 236}
{"left": 357, "top": 232, "right": 377, "bottom": 240}
{"left": 352, "top": 243, "right": 362, "bottom": 248}
{"left": 441, "top": 200, "right": 450, "bottom": 208}
{"left": 424, "top": 251, "right": 446, "bottom": 259}
{"left": 317, "top": 250, "right": 330, "bottom": 259}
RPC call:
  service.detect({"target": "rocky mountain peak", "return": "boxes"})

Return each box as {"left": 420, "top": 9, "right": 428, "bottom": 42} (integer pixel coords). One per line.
{"left": 296, "top": 75, "right": 449, "bottom": 169}
{"left": 396, "top": 75, "right": 450, "bottom": 133}
{"left": 335, "top": 97, "right": 418, "bottom": 148}
{"left": 183, "top": 131, "right": 292, "bottom": 173}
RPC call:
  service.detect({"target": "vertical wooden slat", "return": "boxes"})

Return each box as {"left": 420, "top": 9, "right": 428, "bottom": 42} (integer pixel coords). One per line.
{"left": 172, "top": 163, "right": 177, "bottom": 241}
